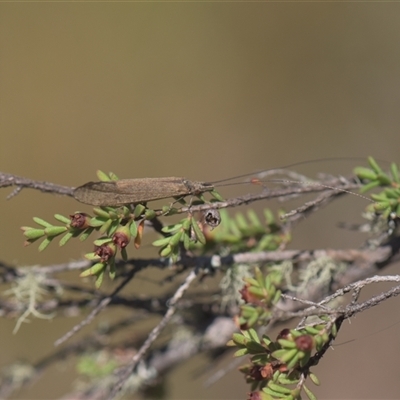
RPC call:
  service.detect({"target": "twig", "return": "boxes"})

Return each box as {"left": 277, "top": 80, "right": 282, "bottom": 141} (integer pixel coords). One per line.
{"left": 54, "top": 266, "right": 139, "bottom": 347}
{"left": 0, "top": 171, "right": 363, "bottom": 215}
{"left": 107, "top": 268, "right": 198, "bottom": 399}
{"left": 179, "top": 177, "right": 363, "bottom": 214}
{"left": 30, "top": 260, "right": 91, "bottom": 274}
{"left": 0, "top": 172, "right": 73, "bottom": 198}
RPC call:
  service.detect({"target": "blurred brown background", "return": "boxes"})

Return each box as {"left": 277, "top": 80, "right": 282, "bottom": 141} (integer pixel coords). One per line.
{"left": 1, "top": 3, "right": 400, "bottom": 399}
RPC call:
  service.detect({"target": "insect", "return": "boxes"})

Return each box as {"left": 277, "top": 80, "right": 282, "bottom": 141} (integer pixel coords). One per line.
{"left": 73, "top": 177, "right": 215, "bottom": 206}
{"left": 73, "top": 157, "right": 379, "bottom": 207}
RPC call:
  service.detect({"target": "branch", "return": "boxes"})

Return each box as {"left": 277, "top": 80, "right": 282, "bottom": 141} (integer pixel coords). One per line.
{"left": 0, "top": 171, "right": 363, "bottom": 215}
{"left": 108, "top": 268, "right": 199, "bottom": 399}
{"left": 0, "top": 172, "right": 73, "bottom": 199}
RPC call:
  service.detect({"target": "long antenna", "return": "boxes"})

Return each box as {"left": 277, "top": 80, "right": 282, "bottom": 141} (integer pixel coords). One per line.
{"left": 210, "top": 156, "right": 389, "bottom": 185}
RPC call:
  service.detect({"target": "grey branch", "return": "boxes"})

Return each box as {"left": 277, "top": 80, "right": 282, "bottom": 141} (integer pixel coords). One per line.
{"left": 0, "top": 171, "right": 363, "bottom": 215}
{"left": 108, "top": 268, "right": 199, "bottom": 399}
{"left": 0, "top": 172, "right": 74, "bottom": 199}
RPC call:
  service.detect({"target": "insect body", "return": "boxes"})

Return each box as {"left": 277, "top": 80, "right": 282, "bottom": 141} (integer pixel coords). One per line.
{"left": 73, "top": 177, "right": 215, "bottom": 206}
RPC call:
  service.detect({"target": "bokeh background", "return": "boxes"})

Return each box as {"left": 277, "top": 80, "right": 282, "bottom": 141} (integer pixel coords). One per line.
{"left": 1, "top": 3, "right": 400, "bottom": 399}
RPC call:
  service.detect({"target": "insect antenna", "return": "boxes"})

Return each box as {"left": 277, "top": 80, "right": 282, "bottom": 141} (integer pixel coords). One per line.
{"left": 209, "top": 156, "right": 389, "bottom": 185}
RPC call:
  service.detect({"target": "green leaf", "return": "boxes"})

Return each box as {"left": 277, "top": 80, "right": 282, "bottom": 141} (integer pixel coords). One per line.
{"left": 233, "top": 348, "right": 249, "bottom": 357}
{"left": 245, "top": 277, "right": 260, "bottom": 287}
{"left": 99, "top": 219, "right": 113, "bottom": 234}
{"left": 59, "top": 231, "right": 74, "bottom": 246}
{"left": 277, "top": 376, "right": 300, "bottom": 385}
{"left": 160, "top": 245, "right": 172, "bottom": 257}
{"left": 272, "top": 348, "right": 297, "bottom": 363}
{"left": 241, "top": 304, "right": 257, "bottom": 318}
{"left": 368, "top": 156, "right": 383, "bottom": 174}
{"left": 109, "top": 172, "right": 119, "bottom": 181}
{"left": 232, "top": 333, "right": 248, "bottom": 346}
{"left": 44, "top": 226, "right": 68, "bottom": 237}
{"left": 247, "top": 311, "right": 259, "bottom": 328}
{"left": 384, "top": 188, "right": 400, "bottom": 199}
{"left": 38, "top": 237, "right": 53, "bottom": 251}
{"left": 371, "top": 193, "right": 390, "bottom": 202}
{"left": 33, "top": 217, "right": 52, "bottom": 228}
{"left": 250, "top": 353, "right": 269, "bottom": 365}
{"left": 121, "top": 206, "right": 131, "bottom": 218}
{"left": 304, "top": 326, "right": 321, "bottom": 335}
{"left": 121, "top": 247, "right": 128, "bottom": 261}
{"left": 353, "top": 167, "right": 377, "bottom": 181}
{"left": 162, "top": 223, "right": 182, "bottom": 233}
{"left": 391, "top": 163, "right": 400, "bottom": 183}
{"left": 278, "top": 339, "right": 296, "bottom": 349}
{"left": 89, "top": 217, "right": 107, "bottom": 227}
{"left": 169, "top": 232, "right": 183, "bottom": 247}
{"left": 264, "top": 208, "right": 275, "bottom": 225}
{"left": 191, "top": 218, "right": 206, "bottom": 244}
{"left": 289, "top": 329, "right": 303, "bottom": 338}
{"left": 85, "top": 252, "right": 101, "bottom": 261}
{"left": 373, "top": 201, "right": 391, "bottom": 211}
{"left": 235, "top": 212, "right": 248, "bottom": 230}
{"left": 107, "top": 210, "right": 118, "bottom": 220}
{"left": 80, "top": 262, "right": 106, "bottom": 277}
{"left": 164, "top": 206, "right": 179, "bottom": 215}
{"left": 286, "top": 351, "right": 301, "bottom": 369}
{"left": 153, "top": 236, "right": 172, "bottom": 247}
{"left": 262, "top": 386, "right": 289, "bottom": 398}
{"left": 144, "top": 209, "right": 156, "bottom": 219}
{"left": 22, "top": 228, "right": 45, "bottom": 240}
{"left": 246, "top": 341, "right": 266, "bottom": 354}
{"left": 79, "top": 227, "right": 94, "bottom": 241}
{"left": 247, "top": 209, "right": 262, "bottom": 229}
{"left": 360, "top": 180, "right": 381, "bottom": 193}
{"left": 228, "top": 218, "right": 241, "bottom": 237}
{"left": 267, "top": 382, "right": 292, "bottom": 395}
{"left": 273, "top": 290, "right": 282, "bottom": 304}
{"left": 109, "top": 258, "right": 116, "bottom": 279}
{"left": 95, "top": 271, "right": 104, "bottom": 288}
{"left": 248, "top": 286, "right": 266, "bottom": 297}
{"left": 93, "top": 207, "right": 111, "bottom": 219}
{"left": 93, "top": 237, "right": 112, "bottom": 246}
{"left": 181, "top": 217, "right": 192, "bottom": 231}
{"left": 54, "top": 214, "right": 71, "bottom": 224}
{"left": 182, "top": 231, "right": 191, "bottom": 250}
{"left": 108, "top": 219, "right": 121, "bottom": 236}
{"left": 309, "top": 372, "right": 320, "bottom": 386}
{"left": 377, "top": 172, "right": 392, "bottom": 186}
{"left": 96, "top": 170, "right": 111, "bottom": 181}
{"left": 210, "top": 190, "right": 224, "bottom": 201}
{"left": 262, "top": 336, "right": 272, "bottom": 347}
{"left": 303, "top": 384, "right": 317, "bottom": 400}
{"left": 129, "top": 222, "right": 137, "bottom": 238}
{"left": 247, "top": 328, "right": 261, "bottom": 343}
{"left": 169, "top": 245, "right": 179, "bottom": 262}
{"left": 133, "top": 204, "right": 146, "bottom": 218}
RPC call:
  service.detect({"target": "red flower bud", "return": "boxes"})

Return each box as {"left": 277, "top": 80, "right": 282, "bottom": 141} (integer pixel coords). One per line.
{"left": 94, "top": 242, "right": 116, "bottom": 262}
{"left": 112, "top": 225, "right": 131, "bottom": 249}
{"left": 276, "top": 328, "right": 291, "bottom": 341}
{"left": 239, "top": 284, "right": 262, "bottom": 305}
{"left": 248, "top": 365, "right": 264, "bottom": 381}
{"left": 70, "top": 213, "right": 90, "bottom": 229}
{"left": 295, "top": 334, "right": 314, "bottom": 352}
